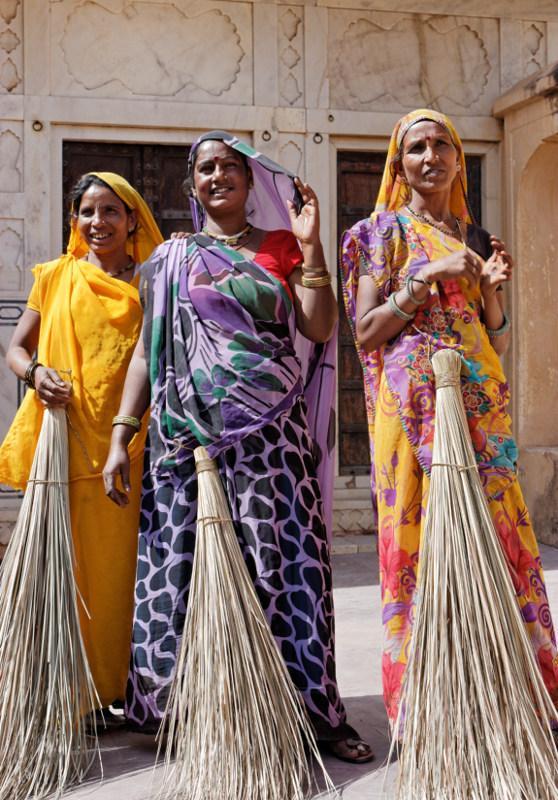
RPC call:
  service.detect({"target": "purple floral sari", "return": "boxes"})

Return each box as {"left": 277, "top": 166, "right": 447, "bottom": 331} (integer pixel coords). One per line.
{"left": 126, "top": 134, "right": 352, "bottom": 742}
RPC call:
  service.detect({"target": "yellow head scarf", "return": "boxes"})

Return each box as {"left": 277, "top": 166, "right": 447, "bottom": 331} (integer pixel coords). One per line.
{"left": 375, "top": 109, "right": 471, "bottom": 222}
{"left": 67, "top": 171, "right": 163, "bottom": 263}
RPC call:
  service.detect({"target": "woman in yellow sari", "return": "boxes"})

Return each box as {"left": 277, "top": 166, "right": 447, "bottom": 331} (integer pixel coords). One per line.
{"left": 340, "top": 109, "right": 558, "bottom": 725}
{"left": 0, "top": 172, "right": 162, "bottom": 718}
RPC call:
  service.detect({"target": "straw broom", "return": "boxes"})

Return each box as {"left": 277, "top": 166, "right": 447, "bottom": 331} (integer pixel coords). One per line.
{"left": 158, "top": 446, "right": 335, "bottom": 800}
{"left": 392, "top": 348, "right": 558, "bottom": 800}
{"left": 0, "top": 406, "right": 100, "bottom": 800}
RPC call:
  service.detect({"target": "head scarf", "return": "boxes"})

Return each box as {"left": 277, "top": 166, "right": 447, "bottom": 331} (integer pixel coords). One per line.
{"left": 375, "top": 108, "right": 471, "bottom": 222}
{"left": 187, "top": 131, "right": 302, "bottom": 233}
{"left": 67, "top": 171, "right": 163, "bottom": 263}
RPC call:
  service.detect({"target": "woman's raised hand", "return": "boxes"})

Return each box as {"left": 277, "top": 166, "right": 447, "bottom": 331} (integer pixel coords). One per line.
{"left": 420, "top": 248, "right": 482, "bottom": 287}
{"left": 34, "top": 367, "right": 73, "bottom": 407}
{"left": 287, "top": 177, "right": 320, "bottom": 245}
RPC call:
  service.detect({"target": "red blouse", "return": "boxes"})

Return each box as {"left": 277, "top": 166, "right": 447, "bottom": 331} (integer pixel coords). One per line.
{"left": 253, "top": 229, "right": 302, "bottom": 297}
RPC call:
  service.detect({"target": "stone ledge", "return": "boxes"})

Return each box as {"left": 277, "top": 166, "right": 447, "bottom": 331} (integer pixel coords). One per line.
{"left": 331, "top": 532, "right": 375, "bottom": 555}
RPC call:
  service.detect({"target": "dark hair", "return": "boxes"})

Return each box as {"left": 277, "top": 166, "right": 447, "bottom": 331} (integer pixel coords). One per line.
{"left": 69, "top": 174, "right": 133, "bottom": 216}
{"left": 184, "top": 141, "right": 250, "bottom": 198}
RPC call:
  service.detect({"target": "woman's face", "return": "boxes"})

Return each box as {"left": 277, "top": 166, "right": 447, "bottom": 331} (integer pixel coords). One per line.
{"left": 192, "top": 140, "right": 251, "bottom": 219}
{"left": 400, "top": 120, "right": 460, "bottom": 198}
{"left": 76, "top": 184, "right": 136, "bottom": 258}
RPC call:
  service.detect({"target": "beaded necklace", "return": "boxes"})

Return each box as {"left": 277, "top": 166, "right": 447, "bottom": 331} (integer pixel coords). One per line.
{"left": 85, "top": 253, "right": 135, "bottom": 278}
{"left": 201, "top": 222, "right": 254, "bottom": 248}
{"left": 405, "top": 205, "right": 463, "bottom": 242}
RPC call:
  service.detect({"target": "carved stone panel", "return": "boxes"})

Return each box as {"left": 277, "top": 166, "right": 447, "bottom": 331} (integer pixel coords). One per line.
{"left": 278, "top": 6, "right": 304, "bottom": 107}
{"left": 278, "top": 135, "right": 304, "bottom": 175}
{"left": 0, "top": 121, "right": 22, "bottom": 191}
{"left": 328, "top": 10, "right": 499, "bottom": 116}
{"left": 522, "top": 21, "right": 546, "bottom": 76}
{"left": 0, "top": 0, "right": 22, "bottom": 94}
{"left": 51, "top": 0, "right": 252, "bottom": 104}
{"left": 0, "top": 218, "right": 23, "bottom": 291}
{"left": 0, "top": 299, "right": 25, "bottom": 504}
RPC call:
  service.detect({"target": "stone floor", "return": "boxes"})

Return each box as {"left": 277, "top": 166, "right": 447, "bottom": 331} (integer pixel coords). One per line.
{"left": 62, "top": 537, "right": 558, "bottom": 799}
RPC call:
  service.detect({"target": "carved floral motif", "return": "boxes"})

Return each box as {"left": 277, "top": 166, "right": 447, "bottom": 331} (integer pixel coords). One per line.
{"left": 0, "top": 128, "right": 22, "bottom": 192}
{"left": 523, "top": 23, "right": 545, "bottom": 76}
{"left": 331, "top": 15, "right": 491, "bottom": 112}
{"left": 0, "top": 222, "right": 23, "bottom": 291}
{"left": 0, "top": 0, "right": 21, "bottom": 93}
{"left": 279, "top": 7, "right": 303, "bottom": 107}
{"left": 279, "top": 140, "right": 303, "bottom": 175}
{"left": 61, "top": 2, "right": 245, "bottom": 97}
{"left": 0, "top": 0, "right": 19, "bottom": 26}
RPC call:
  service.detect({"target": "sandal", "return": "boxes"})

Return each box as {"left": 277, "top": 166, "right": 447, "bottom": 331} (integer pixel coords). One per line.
{"left": 85, "top": 707, "right": 126, "bottom": 736}
{"left": 326, "top": 737, "right": 375, "bottom": 764}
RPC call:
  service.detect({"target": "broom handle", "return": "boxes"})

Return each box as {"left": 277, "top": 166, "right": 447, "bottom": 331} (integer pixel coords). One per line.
{"left": 194, "top": 445, "right": 217, "bottom": 475}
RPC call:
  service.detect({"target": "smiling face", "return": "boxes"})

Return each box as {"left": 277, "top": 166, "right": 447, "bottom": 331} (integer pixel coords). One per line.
{"left": 192, "top": 140, "right": 251, "bottom": 222}
{"left": 75, "top": 183, "right": 136, "bottom": 259}
{"left": 399, "top": 120, "right": 460, "bottom": 198}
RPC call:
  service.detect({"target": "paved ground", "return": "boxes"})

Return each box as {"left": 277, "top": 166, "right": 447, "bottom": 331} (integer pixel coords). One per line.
{"left": 64, "top": 537, "right": 558, "bottom": 799}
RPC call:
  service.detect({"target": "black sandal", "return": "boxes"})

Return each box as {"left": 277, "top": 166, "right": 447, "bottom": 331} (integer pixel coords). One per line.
{"left": 326, "top": 737, "right": 375, "bottom": 764}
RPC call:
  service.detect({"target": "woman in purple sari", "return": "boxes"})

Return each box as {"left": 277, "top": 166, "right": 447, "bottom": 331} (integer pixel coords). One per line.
{"left": 103, "top": 131, "right": 373, "bottom": 762}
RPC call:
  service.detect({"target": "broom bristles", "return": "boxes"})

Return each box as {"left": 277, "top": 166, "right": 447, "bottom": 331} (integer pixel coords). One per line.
{"left": 157, "top": 446, "right": 335, "bottom": 800}
{"left": 0, "top": 407, "right": 100, "bottom": 800}
{"left": 391, "top": 348, "right": 558, "bottom": 799}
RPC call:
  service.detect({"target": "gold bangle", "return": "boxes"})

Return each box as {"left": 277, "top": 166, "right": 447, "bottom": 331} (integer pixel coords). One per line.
{"left": 112, "top": 414, "right": 141, "bottom": 432}
{"left": 301, "top": 273, "right": 332, "bottom": 289}
{"left": 301, "top": 263, "right": 327, "bottom": 275}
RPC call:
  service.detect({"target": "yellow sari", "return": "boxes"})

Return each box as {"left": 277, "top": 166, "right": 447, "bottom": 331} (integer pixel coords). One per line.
{"left": 0, "top": 173, "right": 163, "bottom": 705}
{"left": 341, "top": 110, "right": 558, "bottom": 723}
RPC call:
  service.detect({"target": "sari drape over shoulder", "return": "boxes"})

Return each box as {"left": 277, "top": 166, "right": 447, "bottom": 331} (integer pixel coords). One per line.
{"left": 126, "top": 134, "right": 352, "bottom": 742}
{"left": 340, "top": 109, "right": 558, "bottom": 723}
{"left": 0, "top": 173, "right": 163, "bottom": 705}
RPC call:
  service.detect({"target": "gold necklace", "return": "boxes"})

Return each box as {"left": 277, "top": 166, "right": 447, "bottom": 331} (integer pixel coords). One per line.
{"left": 202, "top": 222, "right": 254, "bottom": 247}
{"left": 405, "top": 205, "right": 462, "bottom": 241}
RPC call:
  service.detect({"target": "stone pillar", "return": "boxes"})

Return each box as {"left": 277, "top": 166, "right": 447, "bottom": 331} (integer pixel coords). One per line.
{"left": 494, "top": 63, "right": 558, "bottom": 545}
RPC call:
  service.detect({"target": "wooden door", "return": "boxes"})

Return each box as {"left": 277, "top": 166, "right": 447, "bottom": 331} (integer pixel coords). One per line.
{"left": 337, "top": 151, "right": 483, "bottom": 475}
{"left": 62, "top": 141, "right": 193, "bottom": 245}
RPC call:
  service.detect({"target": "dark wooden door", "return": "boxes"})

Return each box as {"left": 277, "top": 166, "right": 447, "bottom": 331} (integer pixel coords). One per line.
{"left": 62, "top": 141, "right": 193, "bottom": 245}
{"left": 337, "top": 151, "right": 483, "bottom": 475}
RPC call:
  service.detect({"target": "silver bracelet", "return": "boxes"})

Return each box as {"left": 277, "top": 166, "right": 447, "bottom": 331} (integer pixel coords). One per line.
{"left": 405, "top": 274, "right": 426, "bottom": 306}
{"left": 486, "top": 311, "right": 511, "bottom": 337}
{"left": 388, "top": 291, "right": 416, "bottom": 322}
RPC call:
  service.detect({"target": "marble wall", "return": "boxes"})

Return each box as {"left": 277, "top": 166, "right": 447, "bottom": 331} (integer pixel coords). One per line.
{"left": 1, "top": 0, "right": 558, "bottom": 538}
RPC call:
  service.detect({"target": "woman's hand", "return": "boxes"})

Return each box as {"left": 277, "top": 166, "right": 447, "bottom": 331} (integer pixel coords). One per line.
{"left": 102, "top": 443, "right": 132, "bottom": 507}
{"left": 34, "top": 367, "right": 73, "bottom": 407}
{"left": 481, "top": 237, "right": 513, "bottom": 297}
{"left": 420, "top": 248, "right": 482, "bottom": 286}
{"left": 481, "top": 253, "right": 512, "bottom": 296}
{"left": 287, "top": 178, "right": 320, "bottom": 245}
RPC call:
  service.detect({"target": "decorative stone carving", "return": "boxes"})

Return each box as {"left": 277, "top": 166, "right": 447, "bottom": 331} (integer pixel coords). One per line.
{"left": 58, "top": 1, "right": 248, "bottom": 101}
{"left": 0, "top": 221, "right": 23, "bottom": 291}
{"left": 329, "top": 11, "right": 497, "bottom": 115}
{"left": 0, "top": 0, "right": 22, "bottom": 94}
{"left": 279, "top": 140, "right": 303, "bottom": 175}
{"left": 0, "top": 27, "right": 18, "bottom": 52}
{"left": 0, "top": 0, "right": 19, "bottom": 25}
{"left": 279, "top": 6, "right": 304, "bottom": 107}
{"left": 522, "top": 22, "right": 545, "bottom": 76}
{"left": 0, "top": 127, "right": 22, "bottom": 191}
{"left": 280, "top": 7, "right": 301, "bottom": 42}
{"left": 0, "top": 299, "right": 25, "bottom": 504}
